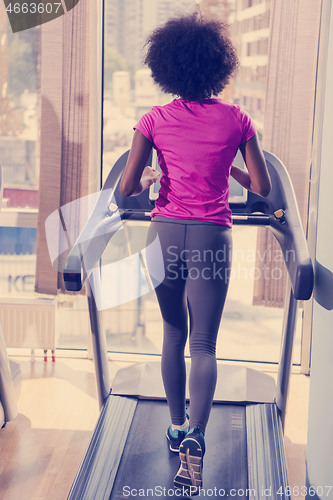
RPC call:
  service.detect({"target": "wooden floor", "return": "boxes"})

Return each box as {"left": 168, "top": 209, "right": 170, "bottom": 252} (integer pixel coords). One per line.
{"left": 0, "top": 356, "right": 310, "bottom": 500}
{"left": 0, "top": 357, "right": 100, "bottom": 500}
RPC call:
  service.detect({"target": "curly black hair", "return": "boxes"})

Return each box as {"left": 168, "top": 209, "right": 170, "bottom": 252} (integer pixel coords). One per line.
{"left": 144, "top": 13, "right": 239, "bottom": 101}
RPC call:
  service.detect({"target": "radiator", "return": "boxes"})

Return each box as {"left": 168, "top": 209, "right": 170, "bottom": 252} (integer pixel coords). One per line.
{"left": 0, "top": 297, "right": 57, "bottom": 360}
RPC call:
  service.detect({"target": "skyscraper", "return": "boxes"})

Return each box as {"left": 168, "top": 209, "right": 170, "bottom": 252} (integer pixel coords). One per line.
{"left": 105, "top": 0, "right": 197, "bottom": 72}
{"left": 195, "top": 0, "right": 271, "bottom": 131}
{"left": 199, "top": 0, "right": 231, "bottom": 22}
{"left": 229, "top": 0, "right": 272, "bottom": 131}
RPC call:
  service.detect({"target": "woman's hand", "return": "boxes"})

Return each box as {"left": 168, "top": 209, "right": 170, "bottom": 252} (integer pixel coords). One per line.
{"left": 129, "top": 166, "right": 160, "bottom": 196}
{"left": 230, "top": 164, "right": 251, "bottom": 191}
{"left": 140, "top": 166, "right": 160, "bottom": 191}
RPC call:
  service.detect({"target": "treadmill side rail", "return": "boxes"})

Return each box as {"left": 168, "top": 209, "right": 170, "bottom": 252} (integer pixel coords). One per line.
{"left": 62, "top": 149, "right": 313, "bottom": 500}
{"left": 247, "top": 404, "right": 290, "bottom": 500}
{"left": 67, "top": 395, "right": 137, "bottom": 500}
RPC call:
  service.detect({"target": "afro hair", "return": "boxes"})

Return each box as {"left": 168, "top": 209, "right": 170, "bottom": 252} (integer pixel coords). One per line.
{"left": 144, "top": 13, "right": 239, "bottom": 101}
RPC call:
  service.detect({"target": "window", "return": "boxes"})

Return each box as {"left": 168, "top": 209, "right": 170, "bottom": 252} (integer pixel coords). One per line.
{"left": 101, "top": 0, "right": 311, "bottom": 365}
{"left": 0, "top": 0, "right": 317, "bottom": 371}
{"left": 0, "top": 23, "right": 40, "bottom": 298}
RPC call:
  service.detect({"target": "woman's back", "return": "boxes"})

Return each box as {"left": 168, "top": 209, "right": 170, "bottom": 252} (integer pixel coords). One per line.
{"left": 135, "top": 98, "right": 256, "bottom": 226}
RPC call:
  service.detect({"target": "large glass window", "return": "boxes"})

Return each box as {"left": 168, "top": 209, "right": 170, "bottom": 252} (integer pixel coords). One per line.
{"left": 0, "top": 13, "right": 91, "bottom": 358}
{"left": 101, "top": 0, "right": 305, "bottom": 365}
{"left": 0, "top": 0, "right": 315, "bottom": 366}
{"left": 0, "top": 23, "right": 39, "bottom": 296}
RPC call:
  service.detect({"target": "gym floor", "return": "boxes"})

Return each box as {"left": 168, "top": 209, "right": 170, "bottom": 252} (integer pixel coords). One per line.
{"left": 0, "top": 355, "right": 309, "bottom": 500}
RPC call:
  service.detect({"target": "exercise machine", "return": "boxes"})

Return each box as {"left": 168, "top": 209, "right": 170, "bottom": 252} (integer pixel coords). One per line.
{"left": 63, "top": 151, "right": 314, "bottom": 499}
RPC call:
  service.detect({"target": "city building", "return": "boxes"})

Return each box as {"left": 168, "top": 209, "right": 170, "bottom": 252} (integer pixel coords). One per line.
{"left": 199, "top": 0, "right": 231, "bottom": 22}
{"left": 105, "top": 0, "right": 197, "bottom": 72}
{"left": 229, "top": 0, "right": 272, "bottom": 131}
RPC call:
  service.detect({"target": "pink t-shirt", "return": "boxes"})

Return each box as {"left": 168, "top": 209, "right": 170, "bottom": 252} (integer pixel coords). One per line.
{"left": 134, "top": 98, "right": 256, "bottom": 227}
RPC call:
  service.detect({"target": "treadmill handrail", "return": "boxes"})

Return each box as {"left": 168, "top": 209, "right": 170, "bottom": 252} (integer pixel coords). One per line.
{"left": 61, "top": 149, "right": 314, "bottom": 430}
{"left": 263, "top": 151, "right": 314, "bottom": 300}
{"left": 63, "top": 150, "right": 313, "bottom": 300}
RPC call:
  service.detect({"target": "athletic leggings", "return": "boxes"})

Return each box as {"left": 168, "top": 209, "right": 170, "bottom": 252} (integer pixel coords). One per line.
{"left": 146, "top": 217, "right": 232, "bottom": 434}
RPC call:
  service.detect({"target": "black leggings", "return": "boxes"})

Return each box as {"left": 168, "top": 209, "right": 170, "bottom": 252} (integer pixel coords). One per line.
{"left": 146, "top": 218, "right": 232, "bottom": 433}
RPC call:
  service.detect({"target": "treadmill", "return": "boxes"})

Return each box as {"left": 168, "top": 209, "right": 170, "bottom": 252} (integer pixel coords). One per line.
{"left": 62, "top": 150, "right": 314, "bottom": 499}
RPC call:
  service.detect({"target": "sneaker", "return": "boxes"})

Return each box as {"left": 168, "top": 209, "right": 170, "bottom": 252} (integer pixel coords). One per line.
{"left": 174, "top": 427, "right": 205, "bottom": 495}
{"left": 166, "top": 411, "right": 190, "bottom": 453}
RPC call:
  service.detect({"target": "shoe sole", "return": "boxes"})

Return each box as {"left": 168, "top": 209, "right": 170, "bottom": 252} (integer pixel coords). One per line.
{"left": 174, "top": 437, "right": 203, "bottom": 495}
{"left": 166, "top": 429, "right": 181, "bottom": 453}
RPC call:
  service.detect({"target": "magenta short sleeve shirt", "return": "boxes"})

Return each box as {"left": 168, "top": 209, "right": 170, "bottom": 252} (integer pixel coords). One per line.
{"left": 134, "top": 98, "right": 256, "bottom": 227}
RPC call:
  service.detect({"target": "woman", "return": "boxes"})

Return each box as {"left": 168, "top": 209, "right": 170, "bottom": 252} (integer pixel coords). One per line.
{"left": 120, "top": 12, "right": 271, "bottom": 494}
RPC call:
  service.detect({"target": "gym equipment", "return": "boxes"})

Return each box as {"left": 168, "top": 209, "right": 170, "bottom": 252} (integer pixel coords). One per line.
{"left": 63, "top": 150, "right": 314, "bottom": 499}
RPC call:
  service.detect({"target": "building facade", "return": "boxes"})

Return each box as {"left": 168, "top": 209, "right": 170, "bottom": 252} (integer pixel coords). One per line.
{"left": 105, "top": 0, "right": 196, "bottom": 72}
{"left": 229, "top": 0, "right": 272, "bottom": 132}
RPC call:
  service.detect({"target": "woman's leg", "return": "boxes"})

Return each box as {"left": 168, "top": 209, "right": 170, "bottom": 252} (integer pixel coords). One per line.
{"left": 146, "top": 221, "right": 188, "bottom": 426}
{"left": 185, "top": 225, "right": 232, "bottom": 433}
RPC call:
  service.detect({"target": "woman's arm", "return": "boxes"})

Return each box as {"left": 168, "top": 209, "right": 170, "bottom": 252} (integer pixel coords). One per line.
{"left": 231, "top": 133, "right": 272, "bottom": 197}
{"left": 119, "top": 129, "right": 159, "bottom": 197}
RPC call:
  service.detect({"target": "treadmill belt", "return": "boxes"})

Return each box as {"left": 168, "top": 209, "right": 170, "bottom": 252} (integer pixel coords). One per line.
{"left": 111, "top": 399, "right": 248, "bottom": 499}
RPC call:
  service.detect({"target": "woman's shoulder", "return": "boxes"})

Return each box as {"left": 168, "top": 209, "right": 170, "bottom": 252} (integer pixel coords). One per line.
{"left": 141, "top": 101, "right": 173, "bottom": 118}
{"left": 190, "top": 98, "right": 249, "bottom": 116}
{"left": 210, "top": 98, "right": 245, "bottom": 113}
{"left": 140, "top": 98, "right": 253, "bottom": 125}
{"left": 198, "top": 99, "right": 253, "bottom": 123}
{"left": 211, "top": 100, "right": 254, "bottom": 124}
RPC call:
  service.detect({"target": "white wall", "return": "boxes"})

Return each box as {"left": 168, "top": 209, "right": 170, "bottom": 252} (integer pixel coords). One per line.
{"left": 306, "top": 1, "right": 333, "bottom": 497}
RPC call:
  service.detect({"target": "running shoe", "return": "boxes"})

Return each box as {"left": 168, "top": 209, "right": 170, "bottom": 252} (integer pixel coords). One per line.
{"left": 166, "top": 411, "right": 190, "bottom": 452}
{"left": 174, "top": 427, "right": 205, "bottom": 495}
